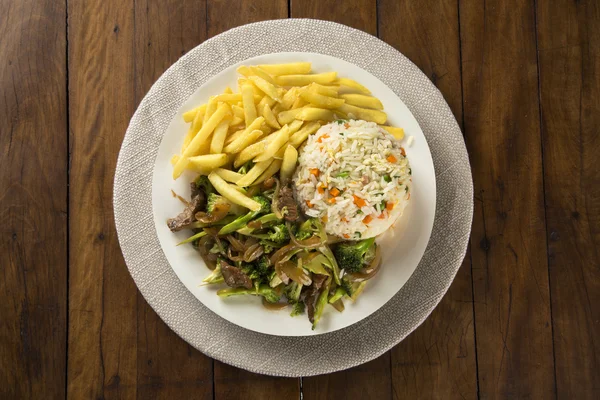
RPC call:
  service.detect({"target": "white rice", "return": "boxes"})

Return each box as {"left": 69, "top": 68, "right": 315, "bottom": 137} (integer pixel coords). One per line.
{"left": 293, "top": 120, "right": 411, "bottom": 239}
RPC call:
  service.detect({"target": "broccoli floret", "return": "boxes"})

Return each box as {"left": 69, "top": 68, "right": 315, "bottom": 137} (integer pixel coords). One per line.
{"left": 202, "top": 264, "right": 224, "bottom": 284}
{"left": 217, "top": 284, "right": 280, "bottom": 303}
{"left": 296, "top": 219, "right": 315, "bottom": 241}
{"left": 332, "top": 238, "right": 376, "bottom": 273}
{"left": 195, "top": 175, "right": 215, "bottom": 195}
{"left": 265, "top": 224, "right": 290, "bottom": 244}
{"left": 206, "top": 193, "right": 227, "bottom": 214}
{"left": 237, "top": 161, "right": 254, "bottom": 175}
{"left": 218, "top": 196, "right": 271, "bottom": 235}
{"left": 340, "top": 279, "right": 354, "bottom": 296}
{"left": 290, "top": 302, "right": 305, "bottom": 317}
{"left": 284, "top": 282, "right": 303, "bottom": 303}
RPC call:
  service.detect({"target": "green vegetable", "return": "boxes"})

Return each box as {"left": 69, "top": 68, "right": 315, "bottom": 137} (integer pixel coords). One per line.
{"left": 340, "top": 279, "right": 367, "bottom": 300}
{"left": 284, "top": 282, "right": 303, "bottom": 303}
{"left": 218, "top": 196, "right": 271, "bottom": 235}
{"left": 408, "top": 168, "right": 412, "bottom": 175}
{"left": 335, "top": 119, "right": 346, "bottom": 125}
{"left": 188, "top": 215, "right": 237, "bottom": 229}
{"left": 237, "top": 161, "right": 254, "bottom": 175}
{"left": 318, "top": 245, "right": 341, "bottom": 285}
{"left": 217, "top": 284, "right": 280, "bottom": 303}
{"left": 246, "top": 223, "right": 290, "bottom": 245}
{"left": 383, "top": 175, "right": 392, "bottom": 183}
{"left": 303, "top": 254, "right": 330, "bottom": 276}
{"left": 194, "top": 175, "right": 215, "bottom": 195}
{"left": 332, "top": 237, "right": 376, "bottom": 273}
{"left": 335, "top": 171, "right": 350, "bottom": 178}
{"left": 202, "top": 264, "right": 224, "bottom": 284}
{"left": 296, "top": 218, "right": 318, "bottom": 241}
{"left": 241, "top": 256, "right": 271, "bottom": 282}
{"left": 290, "top": 302, "right": 305, "bottom": 317}
{"left": 355, "top": 231, "right": 361, "bottom": 238}
{"left": 328, "top": 287, "right": 345, "bottom": 304}
{"left": 356, "top": 210, "right": 363, "bottom": 215}
{"left": 177, "top": 230, "right": 207, "bottom": 246}
{"left": 312, "top": 287, "right": 329, "bottom": 330}
{"left": 236, "top": 213, "right": 281, "bottom": 235}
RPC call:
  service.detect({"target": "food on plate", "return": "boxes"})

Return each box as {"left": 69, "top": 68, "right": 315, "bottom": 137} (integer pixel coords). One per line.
{"left": 167, "top": 62, "right": 411, "bottom": 329}
{"left": 294, "top": 120, "right": 411, "bottom": 240}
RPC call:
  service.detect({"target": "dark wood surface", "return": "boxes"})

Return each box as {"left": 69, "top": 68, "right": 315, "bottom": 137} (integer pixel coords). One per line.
{"left": 1, "top": 1, "right": 598, "bottom": 399}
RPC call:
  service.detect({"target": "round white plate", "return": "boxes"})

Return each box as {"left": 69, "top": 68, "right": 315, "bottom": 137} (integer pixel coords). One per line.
{"left": 151, "top": 52, "right": 436, "bottom": 336}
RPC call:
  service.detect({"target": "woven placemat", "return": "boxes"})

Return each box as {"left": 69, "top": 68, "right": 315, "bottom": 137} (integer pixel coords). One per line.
{"left": 113, "top": 19, "right": 473, "bottom": 377}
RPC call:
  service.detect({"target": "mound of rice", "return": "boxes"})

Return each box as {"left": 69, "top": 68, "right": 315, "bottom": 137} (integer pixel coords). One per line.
{"left": 293, "top": 120, "right": 411, "bottom": 240}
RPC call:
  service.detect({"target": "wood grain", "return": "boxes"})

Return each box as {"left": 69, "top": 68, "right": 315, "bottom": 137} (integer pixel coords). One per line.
{"left": 134, "top": 1, "right": 214, "bottom": 399}
{"left": 67, "top": 0, "right": 138, "bottom": 398}
{"left": 460, "top": 0, "right": 555, "bottom": 398}
{"left": 0, "top": 0, "right": 67, "bottom": 398}
{"left": 378, "top": 2, "right": 477, "bottom": 398}
{"left": 205, "top": 1, "right": 300, "bottom": 398}
{"left": 291, "top": 0, "right": 377, "bottom": 35}
{"left": 536, "top": 0, "right": 600, "bottom": 398}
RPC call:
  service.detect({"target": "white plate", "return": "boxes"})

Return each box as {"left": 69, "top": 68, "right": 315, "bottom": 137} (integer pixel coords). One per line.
{"left": 152, "top": 52, "right": 436, "bottom": 336}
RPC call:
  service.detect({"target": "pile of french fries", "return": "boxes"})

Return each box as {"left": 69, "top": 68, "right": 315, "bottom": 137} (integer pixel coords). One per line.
{"left": 171, "top": 62, "right": 405, "bottom": 212}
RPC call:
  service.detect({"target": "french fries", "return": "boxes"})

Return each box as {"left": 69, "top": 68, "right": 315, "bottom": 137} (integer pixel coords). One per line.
{"left": 275, "top": 72, "right": 337, "bottom": 87}
{"left": 254, "top": 125, "right": 289, "bottom": 162}
{"left": 171, "top": 62, "right": 404, "bottom": 186}
{"left": 339, "top": 93, "right": 383, "bottom": 110}
{"left": 209, "top": 171, "right": 261, "bottom": 211}
{"left": 280, "top": 145, "right": 298, "bottom": 185}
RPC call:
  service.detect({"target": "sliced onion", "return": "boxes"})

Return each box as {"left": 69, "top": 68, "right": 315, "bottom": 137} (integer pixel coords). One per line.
{"left": 280, "top": 260, "right": 312, "bottom": 286}
{"left": 262, "top": 297, "right": 287, "bottom": 310}
{"left": 197, "top": 234, "right": 217, "bottom": 270}
{"left": 287, "top": 221, "right": 324, "bottom": 249}
{"left": 243, "top": 243, "right": 264, "bottom": 262}
{"left": 195, "top": 202, "right": 230, "bottom": 223}
{"left": 331, "top": 299, "right": 345, "bottom": 312}
{"left": 345, "top": 245, "right": 381, "bottom": 282}
{"left": 226, "top": 234, "right": 246, "bottom": 252}
{"left": 226, "top": 247, "right": 245, "bottom": 262}
{"left": 270, "top": 177, "right": 284, "bottom": 219}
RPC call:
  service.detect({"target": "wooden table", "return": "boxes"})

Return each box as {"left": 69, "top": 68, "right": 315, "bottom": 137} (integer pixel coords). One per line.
{"left": 2, "top": 0, "right": 598, "bottom": 398}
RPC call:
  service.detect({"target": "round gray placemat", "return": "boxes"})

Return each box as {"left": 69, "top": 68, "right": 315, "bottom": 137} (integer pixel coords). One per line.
{"left": 114, "top": 19, "right": 473, "bottom": 377}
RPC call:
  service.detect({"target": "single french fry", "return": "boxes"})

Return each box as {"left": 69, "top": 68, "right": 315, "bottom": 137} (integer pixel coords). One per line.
{"left": 287, "top": 119, "right": 304, "bottom": 135}
{"left": 214, "top": 168, "right": 243, "bottom": 184}
{"left": 280, "top": 87, "right": 299, "bottom": 110}
{"left": 254, "top": 125, "right": 289, "bottom": 162}
{"left": 280, "top": 145, "right": 298, "bottom": 185}
{"left": 300, "top": 90, "right": 345, "bottom": 109}
{"left": 337, "top": 103, "right": 387, "bottom": 124}
{"left": 340, "top": 93, "right": 383, "bottom": 110}
{"left": 291, "top": 96, "right": 307, "bottom": 109}
{"left": 296, "top": 107, "right": 335, "bottom": 122}
{"left": 262, "top": 104, "right": 281, "bottom": 129}
{"left": 308, "top": 83, "right": 338, "bottom": 97}
{"left": 225, "top": 128, "right": 246, "bottom": 145}
{"left": 182, "top": 104, "right": 207, "bottom": 123}
{"left": 275, "top": 72, "right": 337, "bottom": 86}
{"left": 224, "top": 129, "right": 264, "bottom": 155}
{"left": 172, "top": 156, "right": 190, "bottom": 179}
{"left": 235, "top": 159, "right": 273, "bottom": 187}
{"left": 188, "top": 153, "right": 228, "bottom": 169}
{"left": 182, "top": 102, "right": 231, "bottom": 158}
{"left": 277, "top": 108, "right": 303, "bottom": 125}
{"left": 231, "top": 104, "right": 245, "bottom": 119}
{"left": 181, "top": 126, "right": 196, "bottom": 153}
{"left": 210, "top": 120, "right": 230, "bottom": 153}
{"left": 289, "top": 121, "right": 320, "bottom": 148}
{"left": 203, "top": 98, "right": 217, "bottom": 125}
{"left": 209, "top": 171, "right": 261, "bottom": 210}
{"left": 257, "top": 95, "right": 277, "bottom": 114}
{"left": 170, "top": 154, "right": 180, "bottom": 165}
{"left": 249, "top": 66, "right": 276, "bottom": 84}
{"left": 257, "top": 62, "right": 312, "bottom": 76}
{"left": 336, "top": 77, "right": 371, "bottom": 94}
{"left": 241, "top": 83, "right": 257, "bottom": 126}
{"left": 248, "top": 76, "right": 281, "bottom": 102}
{"left": 252, "top": 159, "right": 283, "bottom": 186}
{"left": 212, "top": 93, "right": 243, "bottom": 104}
{"left": 380, "top": 125, "right": 405, "bottom": 140}
{"left": 234, "top": 141, "right": 266, "bottom": 168}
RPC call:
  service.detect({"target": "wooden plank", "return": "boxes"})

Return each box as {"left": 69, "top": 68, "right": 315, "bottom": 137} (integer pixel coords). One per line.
{"left": 133, "top": 1, "right": 214, "bottom": 398}
{"left": 0, "top": 0, "right": 67, "bottom": 398}
{"left": 133, "top": 0, "right": 214, "bottom": 396}
{"left": 207, "top": 0, "right": 288, "bottom": 36}
{"left": 292, "top": 1, "right": 391, "bottom": 398}
{"left": 291, "top": 0, "right": 377, "bottom": 35}
{"left": 536, "top": 1, "right": 600, "bottom": 398}
{"left": 459, "top": 0, "right": 556, "bottom": 398}
{"left": 67, "top": 1, "right": 138, "bottom": 398}
{"left": 378, "top": 2, "right": 477, "bottom": 398}
{"left": 206, "top": 1, "right": 300, "bottom": 398}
